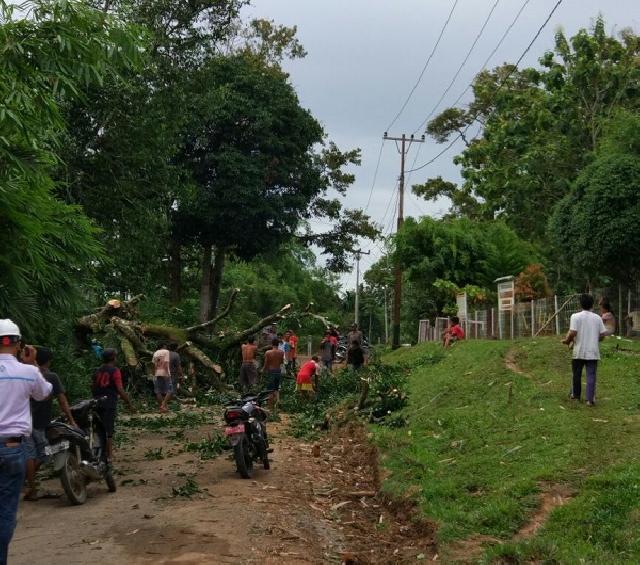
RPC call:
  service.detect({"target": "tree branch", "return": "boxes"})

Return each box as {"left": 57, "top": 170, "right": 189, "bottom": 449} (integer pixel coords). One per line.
{"left": 218, "top": 303, "right": 293, "bottom": 351}
{"left": 186, "top": 288, "right": 240, "bottom": 333}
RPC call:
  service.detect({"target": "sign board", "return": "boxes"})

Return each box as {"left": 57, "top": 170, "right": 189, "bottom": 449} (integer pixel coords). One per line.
{"left": 497, "top": 280, "right": 515, "bottom": 312}
{"left": 456, "top": 292, "right": 468, "bottom": 320}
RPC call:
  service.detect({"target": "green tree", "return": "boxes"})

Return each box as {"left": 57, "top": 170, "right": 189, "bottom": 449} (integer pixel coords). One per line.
{"left": 550, "top": 153, "right": 640, "bottom": 286}
{"left": 0, "top": 0, "right": 140, "bottom": 333}
{"left": 417, "top": 18, "right": 640, "bottom": 243}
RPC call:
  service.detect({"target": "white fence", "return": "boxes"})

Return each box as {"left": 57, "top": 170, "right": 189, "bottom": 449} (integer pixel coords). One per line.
{"left": 418, "top": 289, "right": 640, "bottom": 342}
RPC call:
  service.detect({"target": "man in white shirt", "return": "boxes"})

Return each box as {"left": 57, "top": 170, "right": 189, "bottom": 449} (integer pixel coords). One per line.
{"left": 0, "top": 319, "right": 52, "bottom": 563}
{"left": 562, "top": 294, "right": 607, "bottom": 406}
{"left": 152, "top": 344, "right": 172, "bottom": 413}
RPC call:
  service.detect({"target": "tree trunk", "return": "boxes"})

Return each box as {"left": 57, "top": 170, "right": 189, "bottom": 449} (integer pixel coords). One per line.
{"left": 168, "top": 238, "right": 182, "bottom": 306}
{"left": 199, "top": 244, "right": 213, "bottom": 323}
{"left": 209, "top": 248, "right": 226, "bottom": 318}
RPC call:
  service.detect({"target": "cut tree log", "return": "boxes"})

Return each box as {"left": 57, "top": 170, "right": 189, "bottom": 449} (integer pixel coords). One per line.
{"left": 178, "top": 341, "right": 222, "bottom": 375}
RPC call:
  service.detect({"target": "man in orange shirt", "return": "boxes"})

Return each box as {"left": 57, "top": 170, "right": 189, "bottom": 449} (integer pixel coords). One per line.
{"left": 287, "top": 330, "right": 299, "bottom": 370}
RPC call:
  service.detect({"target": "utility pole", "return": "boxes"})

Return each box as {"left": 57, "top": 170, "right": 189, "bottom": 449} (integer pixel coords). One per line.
{"left": 383, "top": 132, "right": 425, "bottom": 349}
{"left": 353, "top": 248, "right": 370, "bottom": 325}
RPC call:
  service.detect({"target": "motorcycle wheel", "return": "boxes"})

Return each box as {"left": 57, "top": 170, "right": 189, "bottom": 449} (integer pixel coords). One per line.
{"left": 60, "top": 452, "right": 88, "bottom": 505}
{"left": 233, "top": 437, "right": 253, "bottom": 479}
{"left": 105, "top": 467, "right": 117, "bottom": 493}
{"left": 257, "top": 438, "right": 270, "bottom": 470}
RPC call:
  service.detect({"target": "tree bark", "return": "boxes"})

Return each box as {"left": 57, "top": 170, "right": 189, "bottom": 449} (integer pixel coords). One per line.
{"left": 209, "top": 248, "right": 226, "bottom": 318}
{"left": 199, "top": 244, "right": 213, "bottom": 323}
{"left": 168, "top": 238, "right": 182, "bottom": 306}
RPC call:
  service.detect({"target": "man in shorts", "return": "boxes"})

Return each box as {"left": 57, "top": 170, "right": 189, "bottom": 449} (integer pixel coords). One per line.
{"left": 239, "top": 336, "right": 258, "bottom": 392}
{"left": 152, "top": 343, "right": 172, "bottom": 413}
{"left": 262, "top": 338, "right": 284, "bottom": 409}
{"left": 92, "top": 349, "right": 134, "bottom": 460}
{"left": 167, "top": 342, "right": 183, "bottom": 399}
{"left": 24, "top": 347, "right": 77, "bottom": 501}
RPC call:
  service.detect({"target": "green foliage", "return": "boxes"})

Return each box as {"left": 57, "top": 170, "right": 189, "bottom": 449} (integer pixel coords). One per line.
{"left": 550, "top": 153, "right": 640, "bottom": 285}
{"left": 143, "top": 447, "right": 165, "bottom": 460}
{"left": 121, "top": 411, "right": 209, "bottom": 430}
{"left": 183, "top": 434, "right": 227, "bottom": 460}
{"left": 0, "top": 0, "right": 142, "bottom": 334}
{"left": 171, "top": 476, "right": 202, "bottom": 498}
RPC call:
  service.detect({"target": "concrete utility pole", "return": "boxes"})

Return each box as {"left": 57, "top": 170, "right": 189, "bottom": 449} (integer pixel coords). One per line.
{"left": 353, "top": 248, "right": 370, "bottom": 325}
{"left": 383, "top": 132, "right": 425, "bottom": 349}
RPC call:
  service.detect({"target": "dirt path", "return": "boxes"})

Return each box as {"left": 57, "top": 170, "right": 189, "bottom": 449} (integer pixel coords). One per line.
{"left": 10, "top": 410, "right": 434, "bottom": 564}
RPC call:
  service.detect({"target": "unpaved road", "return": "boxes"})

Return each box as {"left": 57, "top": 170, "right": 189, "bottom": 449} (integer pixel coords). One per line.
{"left": 10, "top": 410, "right": 435, "bottom": 564}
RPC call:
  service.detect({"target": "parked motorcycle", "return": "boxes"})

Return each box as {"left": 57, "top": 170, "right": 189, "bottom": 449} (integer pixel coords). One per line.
{"left": 45, "top": 397, "right": 116, "bottom": 505}
{"left": 223, "top": 391, "right": 271, "bottom": 479}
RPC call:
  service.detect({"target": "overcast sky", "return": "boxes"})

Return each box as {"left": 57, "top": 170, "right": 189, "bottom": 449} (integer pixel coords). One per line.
{"left": 244, "top": 0, "right": 639, "bottom": 289}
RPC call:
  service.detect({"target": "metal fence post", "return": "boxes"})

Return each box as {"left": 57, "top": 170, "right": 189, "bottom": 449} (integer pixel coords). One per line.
{"left": 531, "top": 301, "right": 535, "bottom": 336}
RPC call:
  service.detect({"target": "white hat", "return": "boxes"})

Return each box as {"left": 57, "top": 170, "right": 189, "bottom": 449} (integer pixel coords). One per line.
{"left": 0, "top": 319, "right": 21, "bottom": 339}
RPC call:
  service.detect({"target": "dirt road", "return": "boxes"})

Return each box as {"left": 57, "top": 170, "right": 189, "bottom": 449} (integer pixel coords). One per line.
{"left": 10, "top": 410, "right": 435, "bottom": 564}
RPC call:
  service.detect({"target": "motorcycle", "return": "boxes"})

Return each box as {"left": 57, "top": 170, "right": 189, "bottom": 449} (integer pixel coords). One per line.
{"left": 223, "top": 391, "right": 271, "bottom": 479}
{"left": 45, "top": 397, "right": 116, "bottom": 505}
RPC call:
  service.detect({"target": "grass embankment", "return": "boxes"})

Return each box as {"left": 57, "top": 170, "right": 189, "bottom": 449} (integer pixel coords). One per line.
{"left": 377, "top": 337, "right": 640, "bottom": 563}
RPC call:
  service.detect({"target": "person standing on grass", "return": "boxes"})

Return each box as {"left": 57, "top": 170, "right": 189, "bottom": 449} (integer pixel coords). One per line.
{"left": 288, "top": 329, "right": 299, "bottom": 370}
{"left": 239, "top": 336, "right": 258, "bottom": 392}
{"left": 152, "top": 343, "right": 172, "bottom": 413}
{"left": 562, "top": 294, "right": 607, "bottom": 406}
{"left": 599, "top": 298, "right": 616, "bottom": 336}
{"left": 262, "top": 339, "right": 285, "bottom": 409}
{"left": 320, "top": 331, "right": 334, "bottom": 373}
{"left": 347, "top": 340, "right": 366, "bottom": 372}
{"left": 0, "top": 320, "right": 52, "bottom": 565}
{"left": 24, "top": 347, "right": 77, "bottom": 502}
{"left": 92, "top": 349, "right": 134, "bottom": 460}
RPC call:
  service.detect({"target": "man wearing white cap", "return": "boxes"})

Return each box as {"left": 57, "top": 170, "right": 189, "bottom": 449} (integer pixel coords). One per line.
{"left": 0, "top": 319, "right": 52, "bottom": 565}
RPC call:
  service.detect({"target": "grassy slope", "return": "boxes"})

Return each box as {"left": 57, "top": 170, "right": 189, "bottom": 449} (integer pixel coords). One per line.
{"left": 377, "top": 337, "right": 640, "bottom": 563}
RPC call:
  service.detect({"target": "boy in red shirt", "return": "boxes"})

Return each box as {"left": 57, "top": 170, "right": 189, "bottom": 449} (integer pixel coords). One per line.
{"left": 442, "top": 316, "right": 465, "bottom": 348}
{"left": 296, "top": 355, "right": 320, "bottom": 400}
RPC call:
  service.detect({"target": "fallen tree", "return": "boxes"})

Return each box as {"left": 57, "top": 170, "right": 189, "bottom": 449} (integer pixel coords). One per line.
{"left": 74, "top": 292, "right": 296, "bottom": 387}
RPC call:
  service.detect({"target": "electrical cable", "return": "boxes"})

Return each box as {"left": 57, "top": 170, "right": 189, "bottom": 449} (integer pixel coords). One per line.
{"left": 406, "top": 0, "right": 565, "bottom": 175}
{"left": 450, "top": 0, "right": 532, "bottom": 109}
{"left": 363, "top": 139, "right": 386, "bottom": 212}
{"left": 413, "top": 0, "right": 503, "bottom": 135}
{"left": 385, "top": 0, "right": 460, "bottom": 132}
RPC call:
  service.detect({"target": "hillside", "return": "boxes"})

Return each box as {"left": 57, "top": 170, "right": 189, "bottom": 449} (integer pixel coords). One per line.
{"left": 378, "top": 338, "right": 640, "bottom": 563}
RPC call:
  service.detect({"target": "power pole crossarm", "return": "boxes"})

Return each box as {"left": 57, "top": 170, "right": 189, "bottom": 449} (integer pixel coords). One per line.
{"left": 383, "top": 132, "right": 425, "bottom": 349}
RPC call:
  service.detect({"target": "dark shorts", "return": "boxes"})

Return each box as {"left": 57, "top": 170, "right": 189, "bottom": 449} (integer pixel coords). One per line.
{"left": 266, "top": 369, "right": 282, "bottom": 392}
{"left": 239, "top": 362, "right": 258, "bottom": 388}
{"left": 99, "top": 405, "right": 117, "bottom": 438}
{"left": 24, "top": 428, "right": 48, "bottom": 463}
{"left": 154, "top": 376, "right": 173, "bottom": 396}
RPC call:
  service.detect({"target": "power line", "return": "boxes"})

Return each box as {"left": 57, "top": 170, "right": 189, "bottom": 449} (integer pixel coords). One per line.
{"left": 363, "top": 139, "right": 386, "bottom": 212}
{"left": 406, "top": 0, "right": 565, "bottom": 175}
{"left": 450, "top": 0, "right": 532, "bottom": 109}
{"left": 385, "top": 0, "right": 460, "bottom": 132}
{"left": 413, "top": 0, "right": 502, "bottom": 135}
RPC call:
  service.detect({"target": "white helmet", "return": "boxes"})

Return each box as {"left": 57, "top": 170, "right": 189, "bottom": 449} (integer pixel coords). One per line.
{"left": 0, "top": 319, "right": 21, "bottom": 339}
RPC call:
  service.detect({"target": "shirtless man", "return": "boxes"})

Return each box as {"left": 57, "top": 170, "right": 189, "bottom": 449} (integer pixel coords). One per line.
{"left": 262, "top": 338, "right": 285, "bottom": 409}
{"left": 239, "top": 336, "right": 258, "bottom": 392}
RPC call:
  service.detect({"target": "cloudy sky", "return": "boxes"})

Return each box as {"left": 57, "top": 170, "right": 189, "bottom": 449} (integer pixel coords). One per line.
{"left": 244, "top": 0, "right": 639, "bottom": 289}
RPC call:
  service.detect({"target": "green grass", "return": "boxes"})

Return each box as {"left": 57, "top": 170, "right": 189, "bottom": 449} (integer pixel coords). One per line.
{"left": 376, "top": 337, "right": 640, "bottom": 563}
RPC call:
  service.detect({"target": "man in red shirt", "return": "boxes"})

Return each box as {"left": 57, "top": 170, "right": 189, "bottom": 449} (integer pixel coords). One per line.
{"left": 442, "top": 316, "right": 465, "bottom": 348}
{"left": 287, "top": 330, "right": 299, "bottom": 370}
